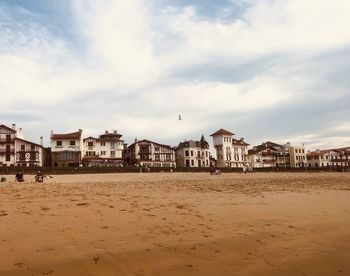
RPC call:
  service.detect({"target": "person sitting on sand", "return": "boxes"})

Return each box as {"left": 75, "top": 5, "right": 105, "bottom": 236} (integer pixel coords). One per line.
{"left": 35, "top": 170, "right": 44, "bottom": 183}
{"left": 15, "top": 171, "right": 24, "bottom": 182}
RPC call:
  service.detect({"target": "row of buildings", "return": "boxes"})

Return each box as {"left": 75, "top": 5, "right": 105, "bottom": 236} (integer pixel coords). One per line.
{"left": 0, "top": 123, "right": 349, "bottom": 168}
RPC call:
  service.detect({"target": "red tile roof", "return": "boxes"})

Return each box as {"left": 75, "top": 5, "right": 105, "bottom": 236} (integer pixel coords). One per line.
{"left": 210, "top": 128, "right": 234, "bottom": 136}
{"left": 51, "top": 130, "right": 82, "bottom": 140}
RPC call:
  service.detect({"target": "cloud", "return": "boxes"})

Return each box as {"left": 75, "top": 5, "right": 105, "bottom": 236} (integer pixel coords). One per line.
{"left": 0, "top": 0, "right": 349, "bottom": 150}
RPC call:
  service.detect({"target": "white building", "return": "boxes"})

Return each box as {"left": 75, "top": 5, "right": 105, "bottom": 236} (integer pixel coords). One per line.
{"left": 82, "top": 130, "right": 125, "bottom": 166}
{"left": 248, "top": 141, "right": 291, "bottom": 168}
{"left": 125, "top": 139, "right": 176, "bottom": 168}
{"left": 176, "top": 135, "right": 210, "bottom": 168}
{"left": 0, "top": 123, "right": 44, "bottom": 167}
{"left": 211, "top": 128, "right": 250, "bottom": 168}
{"left": 50, "top": 129, "right": 83, "bottom": 167}
{"left": 307, "top": 147, "right": 350, "bottom": 168}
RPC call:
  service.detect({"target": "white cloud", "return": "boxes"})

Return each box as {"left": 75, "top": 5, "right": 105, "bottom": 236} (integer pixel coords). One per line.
{"left": 0, "top": 0, "right": 349, "bottom": 148}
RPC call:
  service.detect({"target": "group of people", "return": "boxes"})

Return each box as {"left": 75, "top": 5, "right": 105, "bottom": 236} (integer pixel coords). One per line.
{"left": 14, "top": 170, "right": 45, "bottom": 183}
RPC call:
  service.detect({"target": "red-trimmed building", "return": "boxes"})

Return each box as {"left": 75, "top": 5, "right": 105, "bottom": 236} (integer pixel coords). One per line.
{"left": 0, "top": 123, "right": 44, "bottom": 167}
{"left": 124, "top": 139, "right": 176, "bottom": 168}
{"left": 82, "top": 130, "right": 126, "bottom": 167}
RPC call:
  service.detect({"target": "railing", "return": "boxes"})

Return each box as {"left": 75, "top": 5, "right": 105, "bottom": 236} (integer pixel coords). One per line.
{"left": 0, "top": 138, "right": 14, "bottom": 143}
{"left": 0, "top": 149, "right": 15, "bottom": 153}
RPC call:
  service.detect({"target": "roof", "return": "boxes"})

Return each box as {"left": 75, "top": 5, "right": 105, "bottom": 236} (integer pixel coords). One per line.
{"left": 15, "top": 137, "right": 43, "bottom": 148}
{"left": 0, "top": 124, "right": 16, "bottom": 133}
{"left": 262, "top": 141, "right": 282, "bottom": 148}
{"left": 307, "top": 149, "right": 335, "bottom": 157}
{"left": 51, "top": 129, "right": 82, "bottom": 140}
{"left": 232, "top": 138, "right": 249, "bottom": 146}
{"left": 127, "top": 139, "right": 173, "bottom": 149}
{"left": 178, "top": 135, "right": 209, "bottom": 149}
{"left": 210, "top": 128, "right": 234, "bottom": 136}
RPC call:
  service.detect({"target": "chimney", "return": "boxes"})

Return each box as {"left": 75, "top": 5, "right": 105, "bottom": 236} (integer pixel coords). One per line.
{"left": 134, "top": 138, "right": 138, "bottom": 143}
{"left": 113, "top": 130, "right": 117, "bottom": 134}
{"left": 40, "top": 136, "right": 43, "bottom": 146}
{"left": 12, "top": 123, "right": 16, "bottom": 130}
{"left": 105, "top": 130, "right": 109, "bottom": 134}
{"left": 50, "top": 130, "right": 53, "bottom": 138}
{"left": 316, "top": 149, "right": 320, "bottom": 153}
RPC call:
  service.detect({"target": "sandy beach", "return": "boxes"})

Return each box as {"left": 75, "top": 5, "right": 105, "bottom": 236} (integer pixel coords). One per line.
{"left": 0, "top": 172, "right": 349, "bottom": 276}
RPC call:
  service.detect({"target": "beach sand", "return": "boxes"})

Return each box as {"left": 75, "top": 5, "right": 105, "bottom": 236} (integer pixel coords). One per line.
{"left": 0, "top": 172, "right": 349, "bottom": 275}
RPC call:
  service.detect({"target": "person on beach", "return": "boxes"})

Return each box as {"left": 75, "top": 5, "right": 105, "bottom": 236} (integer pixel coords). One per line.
{"left": 35, "top": 170, "right": 44, "bottom": 183}
{"left": 15, "top": 171, "right": 24, "bottom": 182}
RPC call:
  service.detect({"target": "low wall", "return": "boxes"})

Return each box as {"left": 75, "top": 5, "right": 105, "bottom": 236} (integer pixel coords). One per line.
{"left": 0, "top": 166, "right": 349, "bottom": 175}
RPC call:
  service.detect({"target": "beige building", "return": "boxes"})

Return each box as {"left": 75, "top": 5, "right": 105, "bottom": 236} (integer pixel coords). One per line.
{"left": 211, "top": 128, "right": 250, "bottom": 168}
{"left": 50, "top": 129, "right": 83, "bottom": 167}
{"left": 175, "top": 135, "right": 210, "bottom": 168}
{"left": 286, "top": 143, "right": 307, "bottom": 168}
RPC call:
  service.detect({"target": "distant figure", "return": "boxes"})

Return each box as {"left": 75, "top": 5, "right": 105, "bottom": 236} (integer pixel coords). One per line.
{"left": 15, "top": 171, "right": 24, "bottom": 182}
{"left": 243, "top": 165, "right": 248, "bottom": 174}
{"left": 0, "top": 176, "right": 6, "bottom": 183}
{"left": 35, "top": 170, "right": 44, "bottom": 183}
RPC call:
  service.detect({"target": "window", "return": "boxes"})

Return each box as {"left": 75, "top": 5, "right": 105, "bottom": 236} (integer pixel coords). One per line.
{"left": 191, "top": 160, "right": 194, "bottom": 166}
{"left": 88, "top": 142, "right": 93, "bottom": 147}
{"left": 101, "top": 141, "right": 105, "bottom": 146}
{"left": 190, "top": 150, "right": 193, "bottom": 156}
{"left": 198, "top": 151, "right": 200, "bottom": 157}
{"left": 21, "top": 145, "right": 25, "bottom": 150}
{"left": 110, "top": 151, "right": 115, "bottom": 157}
{"left": 110, "top": 142, "right": 115, "bottom": 149}
{"left": 6, "top": 154, "right": 10, "bottom": 161}
{"left": 155, "top": 147, "right": 160, "bottom": 152}
{"left": 56, "top": 141, "right": 62, "bottom": 146}
{"left": 100, "top": 151, "right": 106, "bottom": 156}
{"left": 70, "top": 140, "right": 76, "bottom": 146}
{"left": 30, "top": 152, "right": 36, "bottom": 160}
{"left": 206, "top": 151, "right": 208, "bottom": 157}
{"left": 31, "top": 144, "right": 35, "bottom": 150}
{"left": 185, "top": 150, "right": 189, "bottom": 157}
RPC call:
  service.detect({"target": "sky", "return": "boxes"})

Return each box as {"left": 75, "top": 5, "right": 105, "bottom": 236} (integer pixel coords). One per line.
{"left": 0, "top": 0, "right": 349, "bottom": 150}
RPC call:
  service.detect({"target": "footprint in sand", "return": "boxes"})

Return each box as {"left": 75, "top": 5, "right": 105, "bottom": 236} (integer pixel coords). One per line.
{"left": 14, "top": 262, "right": 26, "bottom": 269}
{"left": 93, "top": 257, "right": 100, "bottom": 264}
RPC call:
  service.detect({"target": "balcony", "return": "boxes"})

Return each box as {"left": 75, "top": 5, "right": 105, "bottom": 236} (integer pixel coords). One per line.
{"left": 0, "top": 138, "right": 14, "bottom": 143}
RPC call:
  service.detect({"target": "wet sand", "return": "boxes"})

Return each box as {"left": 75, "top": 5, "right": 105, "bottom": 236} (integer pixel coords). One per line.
{"left": 0, "top": 173, "right": 349, "bottom": 275}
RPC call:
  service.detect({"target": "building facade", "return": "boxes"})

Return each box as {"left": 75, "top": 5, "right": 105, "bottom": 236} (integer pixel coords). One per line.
{"left": 307, "top": 147, "right": 350, "bottom": 167}
{"left": 287, "top": 143, "right": 307, "bottom": 168}
{"left": 125, "top": 139, "right": 176, "bottom": 168}
{"left": 82, "top": 130, "right": 125, "bottom": 166}
{"left": 175, "top": 135, "right": 210, "bottom": 168}
{"left": 248, "top": 141, "right": 291, "bottom": 168}
{"left": 0, "top": 124, "right": 43, "bottom": 167}
{"left": 50, "top": 129, "right": 83, "bottom": 167}
{"left": 211, "top": 128, "right": 250, "bottom": 168}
